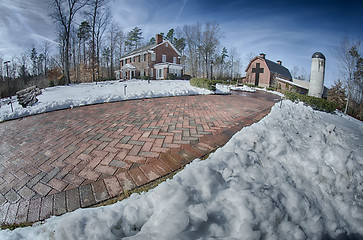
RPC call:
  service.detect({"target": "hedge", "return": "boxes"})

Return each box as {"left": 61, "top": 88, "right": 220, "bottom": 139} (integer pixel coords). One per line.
{"left": 284, "top": 91, "right": 337, "bottom": 113}
{"left": 190, "top": 78, "right": 216, "bottom": 91}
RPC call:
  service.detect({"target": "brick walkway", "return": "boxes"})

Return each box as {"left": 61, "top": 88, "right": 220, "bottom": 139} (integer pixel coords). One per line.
{"left": 0, "top": 92, "right": 279, "bottom": 225}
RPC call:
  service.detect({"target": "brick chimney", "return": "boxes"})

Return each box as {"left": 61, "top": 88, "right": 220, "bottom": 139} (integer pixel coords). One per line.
{"left": 277, "top": 60, "right": 282, "bottom": 65}
{"left": 156, "top": 34, "right": 163, "bottom": 44}
{"left": 260, "top": 53, "right": 266, "bottom": 59}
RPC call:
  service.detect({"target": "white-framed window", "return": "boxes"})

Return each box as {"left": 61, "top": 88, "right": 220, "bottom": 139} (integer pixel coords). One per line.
{"left": 151, "top": 53, "right": 156, "bottom": 61}
{"left": 162, "top": 54, "right": 166, "bottom": 63}
{"left": 150, "top": 68, "right": 153, "bottom": 77}
{"left": 132, "top": 56, "right": 135, "bottom": 62}
{"left": 166, "top": 42, "right": 169, "bottom": 47}
{"left": 173, "top": 57, "right": 177, "bottom": 64}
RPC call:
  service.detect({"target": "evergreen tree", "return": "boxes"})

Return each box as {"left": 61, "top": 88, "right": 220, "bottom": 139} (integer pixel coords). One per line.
{"left": 327, "top": 79, "right": 346, "bottom": 110}
{"left": 165, "top": 29, "right": 175, "bottom": 43}
{"left": 77, "top": 21, "right": 91, "bottom": 64}
{"left": 174, "top": 37, "right": 186, "bottom": 53}
{"left": 149, "top": 37, "right": 156, "bottom": 45}
{"left": 128, "top": 26, "right": 143, "bottom": 50}
{"left": 30, "top": 47, "right": 38, "bottom": 75}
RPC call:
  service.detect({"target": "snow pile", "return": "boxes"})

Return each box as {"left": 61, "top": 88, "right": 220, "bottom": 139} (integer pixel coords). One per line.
{"left": 0, "top": 80, "right": 213, "bottom": 122}
{"left": 1, "top": 100, "right": 362, "bottom": 239}
{"left": 215, "top": 83, "right": 232, "bottom": 94}
{"left": 230, "top": 85, "right": 256, "bottom": 92}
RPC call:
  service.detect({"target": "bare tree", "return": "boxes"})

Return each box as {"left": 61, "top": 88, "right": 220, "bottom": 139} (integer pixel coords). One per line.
{"left": 107, "top": 21, "right": 119, "bottom": 79}
{"left": 182, "top": 23, "right": 202, "bottom": 77}
{"left": 0, "top": 53, "right": 4, "bottom": 81}
{"left": 335, "top": 36, "right": 361, "bottom": 114}
{"left": 115, "top": 29, "right": 125, "bottom": 63}
{"left": 200, "top": 22, "right": 220, "bottom": 79}
{"left": 50, "top": 0, "right": 89, "bottom": 84}
{"left": 87, "top": 0, "right": 111, "bottom": 82}
{"left": 42, "top": 42, "right": 51, "bottom": 77}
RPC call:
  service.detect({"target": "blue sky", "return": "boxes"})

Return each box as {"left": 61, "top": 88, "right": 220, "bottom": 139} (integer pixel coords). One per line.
{"left": 0, "top": 0, "right": 362, "bottom": 87}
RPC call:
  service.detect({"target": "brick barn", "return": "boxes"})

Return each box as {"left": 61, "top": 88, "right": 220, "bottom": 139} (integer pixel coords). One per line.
{"left": 115, "top": 34, "right": 184, "bottom": 80}
{"left": 244, "top": 53, "right": 293, "bottom": 88}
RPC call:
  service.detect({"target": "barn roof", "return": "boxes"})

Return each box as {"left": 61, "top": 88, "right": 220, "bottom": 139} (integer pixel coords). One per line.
{"left": 245, "top": 56, "right": 292, "bottom": 80}
{"left": 264, "top": 59, "right": 292, "bottom": 80}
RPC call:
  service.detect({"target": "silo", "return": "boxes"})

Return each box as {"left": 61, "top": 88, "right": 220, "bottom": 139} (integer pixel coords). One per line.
{"left": 308, "top": 52, "right": 325, "bottom": 98}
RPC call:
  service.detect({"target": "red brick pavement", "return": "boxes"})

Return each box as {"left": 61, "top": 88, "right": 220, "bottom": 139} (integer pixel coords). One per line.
{"left": 0, "top": 91, "right": 279, "bottom": 225}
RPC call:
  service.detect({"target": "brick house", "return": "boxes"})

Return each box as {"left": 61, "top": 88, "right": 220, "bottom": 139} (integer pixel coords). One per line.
{"left": 115, "top": 34, "right": 184, "bottom": 80}
{"left": 244, "top": 53, "right": 292, "bottom": 88}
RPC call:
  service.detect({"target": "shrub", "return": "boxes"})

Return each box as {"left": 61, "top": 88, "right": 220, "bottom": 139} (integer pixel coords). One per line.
{"left": 141, "top": 76, "right": 149, "bottom": 80}
{"left": 166, "top": 73, "right": 177, "bottom": 80}
{"left": 181, "top": 74, "right": 192, "bottom": 80}
{"left": 49, "top": 80, "right": 55, "bottom": 87}
{"left": 284, "top": 91, "right": 337, "bottom": 113}
{"left": 190, "top": 78, "right": 216, "bottom": 91}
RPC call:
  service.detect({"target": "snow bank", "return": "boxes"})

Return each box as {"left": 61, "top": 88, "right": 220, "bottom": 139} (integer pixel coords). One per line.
{"left": 1, "top": 100, "right": 362, "bottom": 240}
{"left": 0, "top": 80, "right": 212, "bottom": 122}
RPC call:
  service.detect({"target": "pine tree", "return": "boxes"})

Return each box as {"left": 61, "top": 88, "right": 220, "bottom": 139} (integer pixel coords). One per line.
{"left": 30, "top": 47, "right": 38, "bottom": 76}
{"left": 128, "top": 26, "right": 143, "bottom": 50}
{"left": 77, "top": 21, "right": 91, "bottom": 64}
{"left": 165, "top": 29, "right": 174, "bottom": 43}
{"left": 327, "top": 79, "right": 346, "bottom": 110}
{"left": 149, "top": 37, "right": 156, "bottom": 45}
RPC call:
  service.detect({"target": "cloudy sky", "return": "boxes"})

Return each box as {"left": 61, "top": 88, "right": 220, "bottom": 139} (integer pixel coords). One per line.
{"left": 0, "top": 0, "right": 362, "bottom": 87}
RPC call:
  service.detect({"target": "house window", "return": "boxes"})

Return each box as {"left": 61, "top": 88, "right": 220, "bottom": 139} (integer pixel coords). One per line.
{"left": 132, "top": 56, "right": 135, "bottom": 62}
{"left": 162, "top": 54, "right": 166, "bottom": 63}
{"left": 166, "top": 43, "right": 168, "bottom": 47}
{"left": 151, "top": 53, "right": 156, "bottom": 61}
{"left": 138, "top": 55, "right": 141, "bottom": 62}
{"left": 150, "top": 68, "right": 153, "bottom": 77}
{"left": 173, "top": 57, "right": 176, "bottom": 64}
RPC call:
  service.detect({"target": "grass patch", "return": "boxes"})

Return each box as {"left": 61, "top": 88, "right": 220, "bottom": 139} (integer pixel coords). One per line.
{"left": 1, "top": 221, "right": 35, "bottom": 231}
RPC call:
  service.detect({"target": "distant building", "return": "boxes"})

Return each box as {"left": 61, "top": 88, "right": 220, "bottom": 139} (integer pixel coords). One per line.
{"left": 115, "top": 34, "right": 184, "bottom": 80}
{"left": 243, "top": 53, "right": 327, "bottom": 97}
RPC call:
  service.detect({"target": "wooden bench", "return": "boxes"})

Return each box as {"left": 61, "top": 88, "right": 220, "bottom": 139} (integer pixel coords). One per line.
{"left": 16, "top": 86, "right": 42, "bottom": 108}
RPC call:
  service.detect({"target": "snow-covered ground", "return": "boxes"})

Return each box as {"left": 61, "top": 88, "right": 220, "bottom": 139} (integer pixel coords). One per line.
{"left": 1, "top": 98, "right": 362, "bottom": 239}
{"left": 0, "top": 80, "right": 229, "bottom": 122}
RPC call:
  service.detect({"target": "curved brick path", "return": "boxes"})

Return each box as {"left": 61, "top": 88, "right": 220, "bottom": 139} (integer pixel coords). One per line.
{"left": 0, "top": 92, "right": 280, "bottom": 225}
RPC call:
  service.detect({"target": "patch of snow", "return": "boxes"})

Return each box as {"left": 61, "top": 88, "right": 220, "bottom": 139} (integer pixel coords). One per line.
{"left": 1, "top": 100, "right": 362, "bottom": 239}
{"left": 215, "top": 83, "right": 231, "bottom": 94}
{"left": 230, "top": 85, "right": 256, "bottom": 92}
{"left": 0, "top": 80, "right": 212, "bottom": 122}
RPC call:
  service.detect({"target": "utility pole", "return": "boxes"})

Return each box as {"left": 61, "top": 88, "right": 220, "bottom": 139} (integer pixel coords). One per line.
{"left": 4, "top": 60, "right": 13, "bottom": 112}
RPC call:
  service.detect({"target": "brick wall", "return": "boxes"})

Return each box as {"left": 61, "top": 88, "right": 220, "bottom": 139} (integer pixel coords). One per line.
{"left": 245, "top": 58, "right": 271, "bottom": 87}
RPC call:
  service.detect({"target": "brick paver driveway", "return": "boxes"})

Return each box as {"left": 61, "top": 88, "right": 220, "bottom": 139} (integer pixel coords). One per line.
{"left": 0, "top": 91, "right": 280, "bottom": 225}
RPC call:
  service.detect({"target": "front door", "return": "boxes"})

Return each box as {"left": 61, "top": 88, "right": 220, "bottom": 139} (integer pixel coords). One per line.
{"left": 156, "top": 68, "right": 163, "bottom": 80}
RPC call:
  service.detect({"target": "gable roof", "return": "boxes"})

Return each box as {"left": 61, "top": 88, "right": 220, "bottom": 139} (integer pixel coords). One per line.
{"left": 120, "top": 40, "right": 181, "bottom": 60}
{"left": 264, "top": 59, "right": 292, "bottom": 79}
{"left": 245, "top": 56, "right": 292, "bottom": 80}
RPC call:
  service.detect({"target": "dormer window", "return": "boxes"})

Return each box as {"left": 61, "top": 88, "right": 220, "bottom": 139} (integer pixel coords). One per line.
{"left": 166, "top": 42, "right": 168, "bottom": 47}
